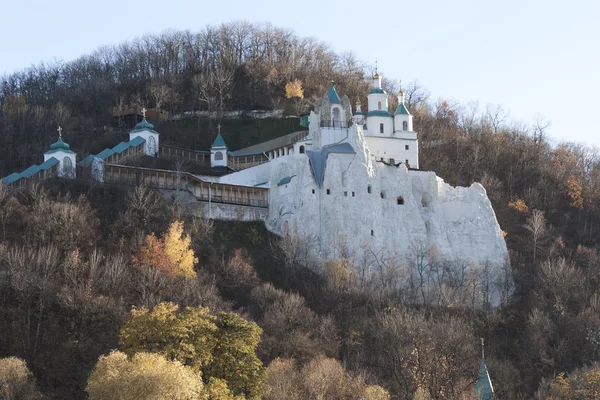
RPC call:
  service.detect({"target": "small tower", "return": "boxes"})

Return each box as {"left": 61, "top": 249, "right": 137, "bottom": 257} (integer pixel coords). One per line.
{"left": 129, "top": 108, "right": 160, "bottom": 156}
{"left": 44, "top": 126, "right": 77, "bottom": 178}
{"left": 327, "top": 81, "right": 344, "bottom": 127}
{"left": 211, "top": 127, "right": 228, "bottom": 168}
{"left": 394, "top": 89, "right": 413, "bottom": 132}
{"left": 366, "top": 67, "right": 393, "bottom": 136}
{"left": 353, "top": 101, "right": 364, "bottom": 125}
{"left": 475, "top": 339, "right": 494, "bottom": 400}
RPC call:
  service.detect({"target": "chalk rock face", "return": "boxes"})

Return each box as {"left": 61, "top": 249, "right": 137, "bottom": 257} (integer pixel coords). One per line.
{"left": 263, "top": 126, "right": 508, "bottom": 272}
{"left": 221, "top": 125, "right": 509, "bottom": 305}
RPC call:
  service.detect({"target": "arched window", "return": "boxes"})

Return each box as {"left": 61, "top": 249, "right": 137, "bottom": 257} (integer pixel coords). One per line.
{"left": 332, "top": 107, "right": 342, "bottom": 127}
{"left": 403, "top": 121, "right": 408, "bottom": 131}
{"left": 299, "top": 145, "right": 305, "bottom": 154}
{"left": 397, "top": 196, "right": 404, "bottom": 205}
{"left": 379, "top": 123, "right": 384, "bottom": 134}
{"left": 147, "top": 135, "right": 157, "bottom": 155}
{"left": 367, "top": 185, "right": 372, "bottom": 194}
{"left": 378, "top": 101, "right": 382, "bottom": 110}
{"left": 214, "top": 151, "right": 223, "bottom": 161}
{"left": 62, "top": 156, "right": 73, "bottom": 178}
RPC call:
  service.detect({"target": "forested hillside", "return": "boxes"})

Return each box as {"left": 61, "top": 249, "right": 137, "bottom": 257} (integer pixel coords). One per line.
{"left": 2, "top": 22, "right": 600, "bottom": 400}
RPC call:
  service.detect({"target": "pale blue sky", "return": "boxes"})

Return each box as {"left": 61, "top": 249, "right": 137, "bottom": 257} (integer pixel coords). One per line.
{"left": 2, "top": 0, "right": 599, "bottom": 146}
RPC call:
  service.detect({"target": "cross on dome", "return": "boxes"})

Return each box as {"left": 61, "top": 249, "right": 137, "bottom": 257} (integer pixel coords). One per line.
{"left": 57, "top": 126, "right": 62, "bottom": 138}
{"left": 217, "top": 123, "right": 221, "bottom": 134}
{"left": 141, "top": 107, "right": 147, "bottom": 119}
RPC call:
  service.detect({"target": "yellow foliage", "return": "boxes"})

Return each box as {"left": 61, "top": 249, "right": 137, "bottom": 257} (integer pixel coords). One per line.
{"left": 0, "top": 357, "right": 40, "bottom": 400}
{"left": 164, "top": 221, "right": 198, "bottom": 277}
{"left": 547, "top": 367, "right": 600, "bottom": 399}
{"left": 363, "top": 385, "right": 391, "bottom": 400}
{"left": 502, "top": 230, "right": 508, "bottom": 238}
{"left": 119, "top": 302, "right": 217, "bottom": 372}
{"left": 285, "top": 79, "right": 304, "bottom": 100}
{"left": 87, "top": 351, "right": 206, "bottom": 400}
{"left": 508, "top": 198, "right": 529, "bottom": 213}
{"left": 413, "top": 386, "right": 432, "bottom": 400}
{"left": 566, "top": 178, "right": 584, "bottom": 209}
{"left": 134, "top": 220, "right": 198, "bottom": 278}
{"left": 206, "top": 378, "right": 244, "bottom": 400}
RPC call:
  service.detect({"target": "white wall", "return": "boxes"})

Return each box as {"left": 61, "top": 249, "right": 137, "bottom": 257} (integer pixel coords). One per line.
{"left": 365, "top": 136, "right": 419, "bottom": 168}
{"left": 129, "top": 130, "right": 159, "bottom": 156}
{"left": 211, "top": 148, "right": 227, "bottom": 167}
{"left": 366, "top": 115, "right": 394, "bottom": 137}
{"left": 44, "top": 150, "right": 76, "bottom": 178}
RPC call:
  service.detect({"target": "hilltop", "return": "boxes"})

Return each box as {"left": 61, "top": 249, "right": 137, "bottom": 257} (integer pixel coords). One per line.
{"left": 2, "top": 22, "right": 600, "bottom": 400}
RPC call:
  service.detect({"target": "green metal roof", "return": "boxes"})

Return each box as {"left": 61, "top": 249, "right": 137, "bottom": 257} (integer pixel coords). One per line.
{"left": 475, "top": 343, "right": 494, "bottom": 400}
{"left": 77, "top": 136, "right": 146, "bottom": 168}
{"left": 130, "top": 118, "right": 159, "bottom": 135}
{"left": 45, "top": 137, "right": 75, "bottom": 154}
{"left": 394, "top": 103, "right": 410, "bottom": 115}
{"left": 369, "top": 88, "right": 386, "bottom": 94}
{"left": 212, "top": 133, "right": 227, "bottom": 149}
{"left": 2, "top": 157, "right": 59, "bottom": 185}
{"left": 277, "top": 175, "right": 297, "bottom": 186}
{"left": 327, "top": 83, "right": 341, "bottom": 103}
{"left": 366, "top": 110, "right": 393, "bottom": 118}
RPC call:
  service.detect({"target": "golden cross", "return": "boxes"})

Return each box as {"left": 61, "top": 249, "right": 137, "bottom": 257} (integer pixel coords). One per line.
{"left": 141, "top": 107, "right": 147, "bottom": 119}
{"left": 57, "top": 125, "right": 62, "bottom": 139}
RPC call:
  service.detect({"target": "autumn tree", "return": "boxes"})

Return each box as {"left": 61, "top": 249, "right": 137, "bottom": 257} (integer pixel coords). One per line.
{"left": 86, "top": 351, "right": 205, "bottom": 400}
{"left": 0, "top": 357, "right": 41, "bottom": 400}
{"left": 538, "top": 364, "right": 600, "bottom": 400}
{"left": 119, "top": 302, "right": 266, "bottom": 399}
{"left": 133, "top": 220, "right": 198, "bottom": 278}
{"left": 285, "top": 79, "right": 304, "bottom": 116}
{"left": 264, "top": 356, "right": 390, "bottom": 400}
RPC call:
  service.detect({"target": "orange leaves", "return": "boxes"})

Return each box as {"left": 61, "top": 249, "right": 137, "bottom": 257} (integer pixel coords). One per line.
{"left": 566, "top": 178, "right": 584, "bottom": 209}
{"left": 133, "top": 221, "right": 198, "bottom": 278}
{"left": 508, "top": 198, "right": 529, "bottom": 214}
{"left": 285, "top": 79, "right": 304, "bottom": 100}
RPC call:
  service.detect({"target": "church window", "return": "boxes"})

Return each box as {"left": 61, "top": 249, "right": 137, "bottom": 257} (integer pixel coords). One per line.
{"left": 327, "top": 189, "right": 331, "bottom": 195}
{"left": 344, "top": 191, "right": 348, "bottom": 196}
{"left": 312, "top": 189, "right": 315, "bottom": 194}
{"left": 397, "top": 196, "right": 404, "bottom": 205}
{"left": 379, "top": 124, "right": 384, "bottom": 134}
{"left": 405, "top": 145, "right": 409, "bottom": 150}
{"left": 352, "top": 191, "right": 355, "bottom": 197}
{"left": 148, "top": 135, "right": 157, "bottom": 155}
{"left": 378, "top": 101, "right": 382, "bottom": 110}
{"left": 380, "top": 191, "right": 385, "bottom": 199}
{"left": 403, "top": 121, "right": 408, "bottom": 131}
{"left": 63, "top": 156, "right": 73, "bottom": 178}
{"left": 214, "top": 151, "right": 223, "bottom": 161}
{"left": 299, "top": 145, "right": 305, "bottom": 154}
{"left": 371, "top": 229, "right": 374, "bottom": 236}
{"left": 367, "top": 185, "right": 372, "bottom": 194}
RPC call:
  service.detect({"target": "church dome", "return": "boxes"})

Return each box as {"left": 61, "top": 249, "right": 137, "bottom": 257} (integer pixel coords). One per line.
{"left": 134, "top": 118, "right": 155, "bottom": 131}
{"left": 50, "top": 137, "right": 70, "bottom": 151}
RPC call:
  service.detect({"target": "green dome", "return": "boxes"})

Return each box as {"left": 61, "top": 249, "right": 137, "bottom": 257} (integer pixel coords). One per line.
{"left": 134, "top": 118, "right": 155, "bottom": 130}
{"left": 50, "top": 137, "right": 70, "bottom": 151}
